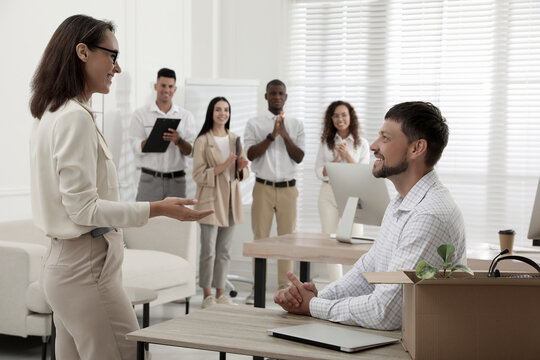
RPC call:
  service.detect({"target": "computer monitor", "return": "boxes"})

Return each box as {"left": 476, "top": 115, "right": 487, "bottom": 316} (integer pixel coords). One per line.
{"left": 528, "top": 177, "right": 540, "bottom": 246}
{"left": 326, "top": 163, "right": 391, "bottom": 242}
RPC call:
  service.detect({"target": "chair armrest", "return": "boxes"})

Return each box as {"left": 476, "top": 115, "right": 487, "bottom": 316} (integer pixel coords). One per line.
{"left": 0, "top": 241, "right": 47, "bottom": 337}
{"left": 123, "top": 217, "right": 197, "bottom": 270}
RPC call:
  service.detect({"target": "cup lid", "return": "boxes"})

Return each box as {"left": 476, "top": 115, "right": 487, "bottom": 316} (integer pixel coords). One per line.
{"left": 498, "top": 229, "right": 516, "bottom": 235}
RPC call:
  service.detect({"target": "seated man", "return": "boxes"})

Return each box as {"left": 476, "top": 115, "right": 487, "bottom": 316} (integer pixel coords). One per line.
{"left": 274, "top": 101, "right": 466, "bottom": 330}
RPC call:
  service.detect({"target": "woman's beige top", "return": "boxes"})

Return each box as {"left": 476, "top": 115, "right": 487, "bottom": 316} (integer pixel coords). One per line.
{"left": 30, "top": 99, "right": 149, "bottom": 239}
{"left": 192, "top": 131, "right": 249, "bottom": 227}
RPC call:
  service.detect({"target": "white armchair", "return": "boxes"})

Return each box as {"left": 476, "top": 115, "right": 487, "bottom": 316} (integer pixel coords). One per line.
{"left": 0, "top": 220, "right": 51, "bottom": 359}
{"left": 0, "top": 217, "right": 197, "bottom": 359}
{"left": 122, "top": 216, "right": 197, "bottom": 312}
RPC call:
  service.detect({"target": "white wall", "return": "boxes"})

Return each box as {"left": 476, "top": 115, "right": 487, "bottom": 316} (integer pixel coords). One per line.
{"left": 1, "top": 0, "right": 289, "bottom": 284}
{"left": 0, "top": 0, "right": 127, "bottom": 220}
{"left": 0, "top": 0, "right": 287, "bottom": 221}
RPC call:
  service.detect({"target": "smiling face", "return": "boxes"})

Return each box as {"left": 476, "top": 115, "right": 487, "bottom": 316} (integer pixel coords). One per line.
{"left": 83, "top": 29, "right": 121, "bottom": 98}
{"left": 213, "top": 100, "right": 230, "bottom": 128}
{"left": 332, "top": 104, "right": 351, "bottom": 134}
{"left": 370, "top": 119, "right": 411, "bottom": 179}
{"left": 154, "top": 76, "right": 177, "bottom": 106}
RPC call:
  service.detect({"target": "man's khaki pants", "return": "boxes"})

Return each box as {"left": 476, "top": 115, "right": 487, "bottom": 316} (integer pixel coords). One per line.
{"left": 251, "top": 181, "right": 298, "bottom": 288}
{"left": 41, "top": 229, "right": 139, "bottom": 360}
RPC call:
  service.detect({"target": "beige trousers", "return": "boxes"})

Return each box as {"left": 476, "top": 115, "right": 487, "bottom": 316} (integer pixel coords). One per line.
{"left": 40, "top": 229, "right": 139, "bottom": 360}
{"left": 251, "top": 181, "right": 298, "bottom": 288}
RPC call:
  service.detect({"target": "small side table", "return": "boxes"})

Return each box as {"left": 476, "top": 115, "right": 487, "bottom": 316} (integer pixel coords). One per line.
{"left": 125, "top": 287, "right": 158, "bottom": 328}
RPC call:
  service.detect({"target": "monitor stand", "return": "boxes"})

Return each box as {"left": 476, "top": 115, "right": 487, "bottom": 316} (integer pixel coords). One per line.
{"left": 533, "top": 239, "right": 540, "bottom": 246}
{"left": 335, "top": 197, "right": 374, "bottom": 242}
{"left": 335, "top": 197, "right": 358, "bottom": 242}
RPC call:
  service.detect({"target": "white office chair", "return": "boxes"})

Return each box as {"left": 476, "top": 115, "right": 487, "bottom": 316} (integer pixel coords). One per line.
{"left": 225, "top": 274, "right": 253, "bottom": 297}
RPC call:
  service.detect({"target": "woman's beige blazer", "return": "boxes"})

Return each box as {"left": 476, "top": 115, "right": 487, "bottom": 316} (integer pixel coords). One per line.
{"left": 192, "top": 131, "right": 249, "bottom": 226}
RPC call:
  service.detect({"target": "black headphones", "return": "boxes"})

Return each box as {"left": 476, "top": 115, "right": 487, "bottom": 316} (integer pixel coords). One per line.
{"left": 487, "top": 249, "right": 540, "bottom": 278}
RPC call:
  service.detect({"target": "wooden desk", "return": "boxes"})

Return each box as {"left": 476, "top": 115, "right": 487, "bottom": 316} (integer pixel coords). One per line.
{"left": 243, "top": 232, "right": 370, "bottom": 308}
{"left": 243, "top": 232, "right": 540, "bottom": 308}
{"left": 126, "top": 304, "right": 408, "bottom": 360}
{"left": 466, "top": 242, "right": 540, "bottom": 271}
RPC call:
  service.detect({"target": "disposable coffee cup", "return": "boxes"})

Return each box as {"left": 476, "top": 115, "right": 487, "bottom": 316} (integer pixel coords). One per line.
{"left": 498, "top": 229, "right": 516, "bottom": 254}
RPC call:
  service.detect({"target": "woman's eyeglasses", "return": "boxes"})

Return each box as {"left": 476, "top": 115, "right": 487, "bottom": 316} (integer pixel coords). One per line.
{"left": 94, "top": 45, "right": 119, "bottom": 65}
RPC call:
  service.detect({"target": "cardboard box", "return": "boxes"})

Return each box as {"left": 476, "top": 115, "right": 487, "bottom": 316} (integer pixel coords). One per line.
{"left": 363, "top": 271, "right": 540, "bottom": 360}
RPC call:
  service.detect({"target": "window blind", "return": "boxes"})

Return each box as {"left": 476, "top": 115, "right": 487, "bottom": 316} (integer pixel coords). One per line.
{"left": 287, "top": 0, "right": 540, "bottom": 244}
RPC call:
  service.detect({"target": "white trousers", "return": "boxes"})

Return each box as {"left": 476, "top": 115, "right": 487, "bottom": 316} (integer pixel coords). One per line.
{"left": 318, "top": 182, "right": 344, "bottom": 281}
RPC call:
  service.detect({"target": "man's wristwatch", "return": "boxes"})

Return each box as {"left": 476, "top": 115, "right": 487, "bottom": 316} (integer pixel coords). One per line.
{"left": 176, "top": 137, "right": 185, "bottom": 146}
{"left": 266, "top": 133, "right": 275, "bottom": 142}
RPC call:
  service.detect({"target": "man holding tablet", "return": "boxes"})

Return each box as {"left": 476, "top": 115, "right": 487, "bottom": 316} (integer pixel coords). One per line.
{"left": 130, "top": 68, "right": 196, "bottom": 200}
{"left": 274, "top": 101, "right": 467, "bottom": 330}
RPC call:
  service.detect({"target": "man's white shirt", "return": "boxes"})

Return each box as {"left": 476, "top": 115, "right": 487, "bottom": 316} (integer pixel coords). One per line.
{"left": 130, "top": 102, "right": 196, "bottom": 172}
{"left": 243, "top": 110, "right": 305, "bottom": 182}
{"left": 309, "top": 170, "right": 467, "bottom": 330}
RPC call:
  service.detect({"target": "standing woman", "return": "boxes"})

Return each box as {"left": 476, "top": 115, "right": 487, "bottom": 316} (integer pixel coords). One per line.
{"left": 193, "top": 97, "right": 249, "bottom": 308}
{"left": 29, "top": 15, "right": 212, "bottom": 359}
{"left": 315, "top": 101, "right": 370, "bottom": 281}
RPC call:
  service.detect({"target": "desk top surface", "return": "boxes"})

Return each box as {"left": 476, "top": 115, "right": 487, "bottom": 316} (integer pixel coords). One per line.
{"left": 243, "top": 232, "right": 540, "bottom": 271}
{"left": 126, "top": 304, "right": 408, "bottom": 360}
{"left": 243, "top": 232, "right": 371, "bottom": 264}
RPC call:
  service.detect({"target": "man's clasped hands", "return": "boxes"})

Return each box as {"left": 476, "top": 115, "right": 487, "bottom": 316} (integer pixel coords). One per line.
{"left": 273, "top": 272, "right": 319, "bottom": 316}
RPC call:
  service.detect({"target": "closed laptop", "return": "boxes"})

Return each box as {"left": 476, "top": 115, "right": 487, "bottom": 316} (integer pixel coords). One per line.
{"left": 267, "top": 323, "right": 399, "bottom": 353}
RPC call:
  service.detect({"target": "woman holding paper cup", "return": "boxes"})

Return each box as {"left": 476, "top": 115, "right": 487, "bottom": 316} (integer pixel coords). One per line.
{"left": 315, "top": 101, "right": 370, "bottom": 281}
{"left": 193, "top": 97, "right": 249, "bottom": 308}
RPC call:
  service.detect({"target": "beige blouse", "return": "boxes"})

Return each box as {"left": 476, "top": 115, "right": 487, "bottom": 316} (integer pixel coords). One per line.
{"left": 30, "top": 99, "right": 149, "bottom": 239}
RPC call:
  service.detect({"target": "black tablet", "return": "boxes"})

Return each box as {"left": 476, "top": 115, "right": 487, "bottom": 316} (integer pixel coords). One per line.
{"left": 142, "top": 118, "right": 181, "bottom": 153}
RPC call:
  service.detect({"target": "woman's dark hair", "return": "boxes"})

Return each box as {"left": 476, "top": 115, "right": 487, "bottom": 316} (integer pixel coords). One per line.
{"left": 321, "top": 100, "right": 361, "bottom": 151}
{"left": 30, "top": 15, "right": 115, "bottom": 119}
{"left": 197, "top": 97, "right": 231, "bottom": 138}
{"left": 385, "top": 101, "right": 449, "bottom": 167}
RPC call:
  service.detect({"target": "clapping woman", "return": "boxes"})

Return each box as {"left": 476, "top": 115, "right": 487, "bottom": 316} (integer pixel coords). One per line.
{"left": 193, "top": 97, "right": 249, "bottom": 308}
{"left": 315, "top": 101, "right": 370, "bottom": 281}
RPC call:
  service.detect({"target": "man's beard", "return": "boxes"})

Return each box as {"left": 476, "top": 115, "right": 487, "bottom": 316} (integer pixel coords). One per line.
{"left": 373, "top": 156, "right": 409, "bottom": 178}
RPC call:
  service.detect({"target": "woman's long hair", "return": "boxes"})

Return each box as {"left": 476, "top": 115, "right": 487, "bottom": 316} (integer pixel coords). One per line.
{"left": 321, "top": 100, "right": 361, "bottom": 151}
{"left": 30, "top": 15, "right": 115, "bottom": 119}
{"left": 197, "top": 97, "right": 231, "bottom": 138}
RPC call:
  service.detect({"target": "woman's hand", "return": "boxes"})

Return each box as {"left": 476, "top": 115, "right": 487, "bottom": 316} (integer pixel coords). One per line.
{"left": 224, "top": 152, "right": 237, "bottom": 168}
{"left": 150, "top": 197, "right": 214, "bottom": 221}
{"left": 237, "top": 156, "right": 249, "bottom": 170}
{"left": 336, "top": 142, "right": 354, "bottom": 163}
{"left": 214, "top": 152, "right": 237, "bottom": 175}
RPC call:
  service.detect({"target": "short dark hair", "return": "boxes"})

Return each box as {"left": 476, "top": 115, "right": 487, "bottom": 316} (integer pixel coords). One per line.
{"left": 197, "top": 97, "right": 231, "bottom": 138}
{"left": 266, "top": 79, "right": 286, "bottom": 92}
{"left": 385, "top": 101, "right": 449, "bottom": 167}
{"left": 157, "top": 68, "right": 176, "bottom": 81}
{"left": 30, "top": 15, "right": 115, "bottom": 119}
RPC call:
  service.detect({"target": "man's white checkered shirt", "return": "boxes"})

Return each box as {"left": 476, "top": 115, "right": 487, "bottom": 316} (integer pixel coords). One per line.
{"left": 309, "top": 170, "right": 467, "bottom": 330}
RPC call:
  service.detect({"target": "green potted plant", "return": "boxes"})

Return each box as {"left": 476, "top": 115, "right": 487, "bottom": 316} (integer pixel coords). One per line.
{"left": 416, "top": 244, "right": 474, "bottom": 279}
